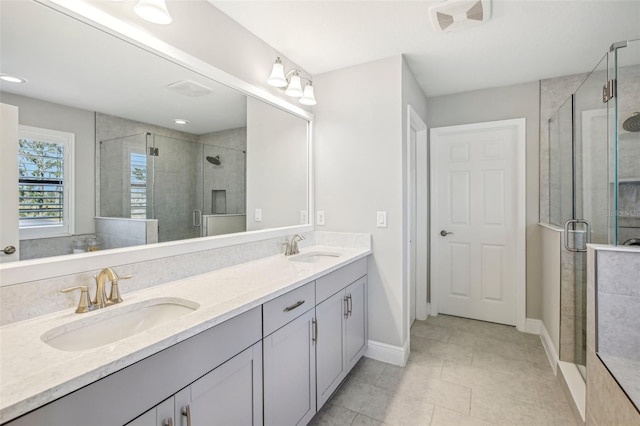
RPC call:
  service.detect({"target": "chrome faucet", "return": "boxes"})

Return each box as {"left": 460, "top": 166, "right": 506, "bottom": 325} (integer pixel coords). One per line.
{"left": 285, "top": 234, "right": 305, "bottom": 256}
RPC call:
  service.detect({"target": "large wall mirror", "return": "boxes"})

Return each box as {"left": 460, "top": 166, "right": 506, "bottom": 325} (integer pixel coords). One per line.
{"left": 0, "top": 0, "right": 311, "bottom": 265}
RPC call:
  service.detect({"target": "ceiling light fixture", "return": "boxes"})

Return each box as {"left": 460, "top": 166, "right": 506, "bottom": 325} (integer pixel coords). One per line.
{"left": 134, "top": 0, "right": 173, "bottom": 25}
{"left": 173, "top": 119, "right": 189, "bottom": 125}
{"left": 0, "top": 74, "right": 27, "bottom": 83}
{"left": 267, "top": 57, "right": 317, "bottom": 106}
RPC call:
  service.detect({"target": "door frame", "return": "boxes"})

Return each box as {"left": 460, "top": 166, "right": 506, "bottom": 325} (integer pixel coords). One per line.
{"left": 405, "top": 105, "right": 429, "bottom": 337}
{"left": 429, "top": 118, "right": 526, "bottom": 331}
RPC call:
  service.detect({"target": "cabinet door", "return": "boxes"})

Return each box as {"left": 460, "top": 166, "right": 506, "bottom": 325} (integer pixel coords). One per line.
{"left": 346, "top": 277, "right": 368, "bottom": 370}
{"left": 127, "top": 397, "right": 174, "bottom": 426}
{"left": 315, "top": 290, "right": 347, "bottom": 410}
{"left": 174, "top": 342, "right": 263, "bottom": 426}
{"left": 263, "top": 308, "right": 316, "bottom": 426}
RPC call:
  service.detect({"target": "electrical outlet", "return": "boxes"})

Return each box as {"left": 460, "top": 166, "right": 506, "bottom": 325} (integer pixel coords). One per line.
{"left": 254, "top": 208, "right": 262, "bottom": 222}
{"left": 300, "top": 210, "right": 308, "bottom": 224}
{"left": 376, "top": 211, "right": 387, "bottom": 228}
{"left": 317, "top": 210, "right": 325, "bottom": 226}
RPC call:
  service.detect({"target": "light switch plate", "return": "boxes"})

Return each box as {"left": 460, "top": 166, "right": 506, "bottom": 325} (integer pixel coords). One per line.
{"left": 376, "top": 211, "right": 387, "bottom": 228}
{"left": 300, "top": 210, "right": 308, "bottom": 224}
{"left": 254, "top": 208, "right": 262, "bottom": 222}
{"left": 317, "top": 211, "right": 325, "bottom": 226}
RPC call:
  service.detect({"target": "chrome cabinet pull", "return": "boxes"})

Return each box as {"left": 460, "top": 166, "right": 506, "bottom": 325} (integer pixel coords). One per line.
{"left": 347, "top": 294, "right": 353, "bottom": 317}
{"left": 283, "top": 300, "right": 305, "bottom": 312}
{"left": 163, "top": 418, "right": 173, "bottom": 426}
{"left": 182, "top": 405, "right": 191, "bottom": 426}
{"left": 344, "top": 296, "right": 349, "bottom": 319}
{"left": 312, "top": 318, "right": 318, "bottom": 344}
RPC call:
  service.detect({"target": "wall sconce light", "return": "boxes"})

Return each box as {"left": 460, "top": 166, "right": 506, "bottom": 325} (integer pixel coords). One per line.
{"left": 267, "top": 57, "right": 316, "bottom": 106}
{"left": 134, "top": 0, "right": 173, "bottom": 25}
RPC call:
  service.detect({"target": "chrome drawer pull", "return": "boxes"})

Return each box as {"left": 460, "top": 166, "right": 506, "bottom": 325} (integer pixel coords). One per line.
{"left": 283, "top": 300, "right": 305, "bottom": 312}
{"left": 182, "top": 405, "right": 191, "bottom": 426}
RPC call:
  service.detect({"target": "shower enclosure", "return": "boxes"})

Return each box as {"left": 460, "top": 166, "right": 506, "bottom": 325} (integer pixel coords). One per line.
{"left": 547, "top": 39, "right": 640, "bottom": 380}
{"left": 99, "top": 132, "right": 246, "bottom": 245}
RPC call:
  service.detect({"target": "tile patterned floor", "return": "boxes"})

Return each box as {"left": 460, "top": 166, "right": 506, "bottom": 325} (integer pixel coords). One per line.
{"left": 310, "top": 315, "right": 578, "bottom": 426}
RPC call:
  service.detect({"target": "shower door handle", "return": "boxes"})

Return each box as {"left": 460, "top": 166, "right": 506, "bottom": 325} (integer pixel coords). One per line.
{"left": 564, "top": 219, "right": 591, "bottom": 252}
{"left": 193, "top": 209, "right": 202, "bottom": 227}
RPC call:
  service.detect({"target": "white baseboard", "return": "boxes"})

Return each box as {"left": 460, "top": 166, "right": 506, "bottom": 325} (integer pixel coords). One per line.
{"left": 525, "top": 318, "right": 542, "bottom": 335}
{"left": 539, "top": 321, "right": 559, "bottom": 375}
{"left": 365, "top": 339, "right": 408, "bottom": 366}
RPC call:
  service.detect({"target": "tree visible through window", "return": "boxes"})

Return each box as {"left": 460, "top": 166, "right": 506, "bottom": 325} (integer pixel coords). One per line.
{"left": 19, "top": 138, "right": 64, "bottom": 226}
{"left": 18, "top": 125, "right": 74, "bottom": 238}
{"left": 130, "top": 153, "right": 147, "bottom": 218}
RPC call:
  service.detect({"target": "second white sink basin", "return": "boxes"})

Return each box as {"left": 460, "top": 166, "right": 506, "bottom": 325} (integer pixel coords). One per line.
{"left": 42, "top": 298, "right": 199, "bottom": 352}
{"left": 289, "top": 251, "right": 341, "bottom": 263}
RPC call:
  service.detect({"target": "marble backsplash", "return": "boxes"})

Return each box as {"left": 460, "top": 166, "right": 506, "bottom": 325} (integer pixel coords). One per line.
{"left": 0, "top": 231, "right": 371, "bottom": 326}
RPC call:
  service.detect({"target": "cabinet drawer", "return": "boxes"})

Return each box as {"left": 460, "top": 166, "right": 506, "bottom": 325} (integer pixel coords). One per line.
{"left": 263, "top": 281, "right": 315, "bottom": 336}
{"left": 316, "top": 257, "right": 367, "bottom": 303}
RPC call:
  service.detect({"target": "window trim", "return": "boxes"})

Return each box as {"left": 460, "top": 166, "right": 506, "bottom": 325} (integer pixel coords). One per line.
{"left": 18, "top": 125, "right": 75, "bottom": 240}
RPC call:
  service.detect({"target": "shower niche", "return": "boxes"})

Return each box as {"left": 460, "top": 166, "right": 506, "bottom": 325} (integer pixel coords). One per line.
{"left": 98, "top": 117, "right": 247, "bottom": 248}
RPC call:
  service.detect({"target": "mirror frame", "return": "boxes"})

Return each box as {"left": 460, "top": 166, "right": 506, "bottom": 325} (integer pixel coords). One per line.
{"left": 0, "top": 0, "right": 314, "bottom": 286}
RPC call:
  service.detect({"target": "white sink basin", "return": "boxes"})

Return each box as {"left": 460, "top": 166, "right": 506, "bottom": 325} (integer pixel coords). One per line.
{"left": 289, "top": 251, "right": 341, "bottom": 263}
{"left": 42, "top": 298, "right": 199, "bottom": 351}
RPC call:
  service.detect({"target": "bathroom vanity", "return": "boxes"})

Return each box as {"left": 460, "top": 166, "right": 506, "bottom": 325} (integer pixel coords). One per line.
{"left": 0, "top": 248, "right": 370, "bottom": 425}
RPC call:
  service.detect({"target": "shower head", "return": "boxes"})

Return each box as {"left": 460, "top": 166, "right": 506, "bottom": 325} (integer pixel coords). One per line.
{"left": 622, "top": 112, "right": 640, "bottom": 132}
{"left": 206, "top": 155, "right": 221, "bottom": 165}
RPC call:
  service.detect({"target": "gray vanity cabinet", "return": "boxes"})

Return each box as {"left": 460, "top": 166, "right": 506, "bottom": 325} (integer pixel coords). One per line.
{"left": 315, "top": 259, "right": 368, "bottom": 411}
{"left": 127, "top": 397, "right": 174, "bottom": 426}
{"left": 263, "top": 281, "right": 317, "bottom": 426}
{"left": 173, "top": 342, "right": 263, "bottom": 426}
{"left": 5, "top": 307, "right": 262, "bottom": 426}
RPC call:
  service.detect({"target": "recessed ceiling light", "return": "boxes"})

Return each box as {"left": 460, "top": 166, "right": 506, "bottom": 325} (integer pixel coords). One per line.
{"left": 173, "top": 119, "right": 189, "bottom": 125}
{"left": 0, "top": 74, "right": 27, "bottom": 83}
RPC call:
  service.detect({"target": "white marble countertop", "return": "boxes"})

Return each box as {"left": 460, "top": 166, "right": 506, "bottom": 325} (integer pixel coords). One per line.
{"left": 0, "top": 245, "right": 370, "bottom": 423}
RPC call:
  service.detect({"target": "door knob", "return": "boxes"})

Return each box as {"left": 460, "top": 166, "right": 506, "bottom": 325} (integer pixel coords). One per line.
{"left": 2, "top": 246, "right": 16, "bottom": 255}
{"left": 440, "top": 230, "right": 453, "bottom": 237}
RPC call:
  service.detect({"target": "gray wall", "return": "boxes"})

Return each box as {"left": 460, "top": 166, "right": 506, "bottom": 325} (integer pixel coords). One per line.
{"left": 315, "top": 56, "right": 407, "bottom": 348}
{"left": 2, "top": 92, "right": 96, "bottom": 236}
{"left": 246, "top": 98, "right": 308, "bottom": 231}
{"left": 426, "top": 81, "right": 543, "bottom": 319}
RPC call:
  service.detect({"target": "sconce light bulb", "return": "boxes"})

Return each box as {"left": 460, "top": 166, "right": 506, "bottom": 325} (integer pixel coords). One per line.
{"left": 267, "top": 58, "right": 287, "bottom": 87}
{"left": 299, "top": 82, "right": 317, "bottom": 106}
{"left": 285, "top": 72, "right": 304, "bottom": 98}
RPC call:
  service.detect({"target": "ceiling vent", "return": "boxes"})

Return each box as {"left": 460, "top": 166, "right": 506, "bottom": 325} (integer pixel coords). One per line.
{"left": 167, "top": 80, "right": 214, "bottom": 97}
{"left": 429, "top": 0, "right": 491, "bottom": 33}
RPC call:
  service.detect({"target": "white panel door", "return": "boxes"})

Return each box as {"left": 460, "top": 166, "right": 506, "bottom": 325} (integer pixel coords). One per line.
{"left": 432, "top": 121, "right": 522, "bottom": 325}
{"left": 0, "top": 103, "right": 20, "bottom": 262}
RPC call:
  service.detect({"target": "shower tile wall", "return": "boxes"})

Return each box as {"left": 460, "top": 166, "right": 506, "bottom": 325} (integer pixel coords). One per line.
{"left": 96, "top": 114, "right": 247, "bottom": 244}
{"left": 617, "top": 63, "right": 640, "bottom": 244}
{"left": 539, "top": 73, "right": 588, "bottom": 363}
{"left": 539, "top": 73, "right": 589, "bottom": 224}
{"left": 96, "top": 113, "right": 199, "bottom": 218}
{"left": 199, "top": 128, "right": 247, "bottom": 216}
{"left": 588, "top": 248, "right": 640, "bottom": 422}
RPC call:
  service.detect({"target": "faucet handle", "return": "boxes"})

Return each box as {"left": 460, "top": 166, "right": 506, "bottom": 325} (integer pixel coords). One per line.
{"left": 108, "top": 274, "right": 132, "bottom": 305}
{"left": 61, "top": 286, "right": 93, "bottom": 313}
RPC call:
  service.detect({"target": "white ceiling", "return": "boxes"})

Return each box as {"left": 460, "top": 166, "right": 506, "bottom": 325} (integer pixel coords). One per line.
{"left": 210, "top": 0, "right": 640, "bottom": 97}
{"left": 0, "top": 1, "right": 246, "bottom": 135}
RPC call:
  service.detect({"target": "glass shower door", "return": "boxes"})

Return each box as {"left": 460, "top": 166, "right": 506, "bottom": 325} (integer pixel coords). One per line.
{"left": 569, "top": 53, "right": 610, "bottom": 377}
{"left": 150, "top": 134, "right": 203, "bottom": 243}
